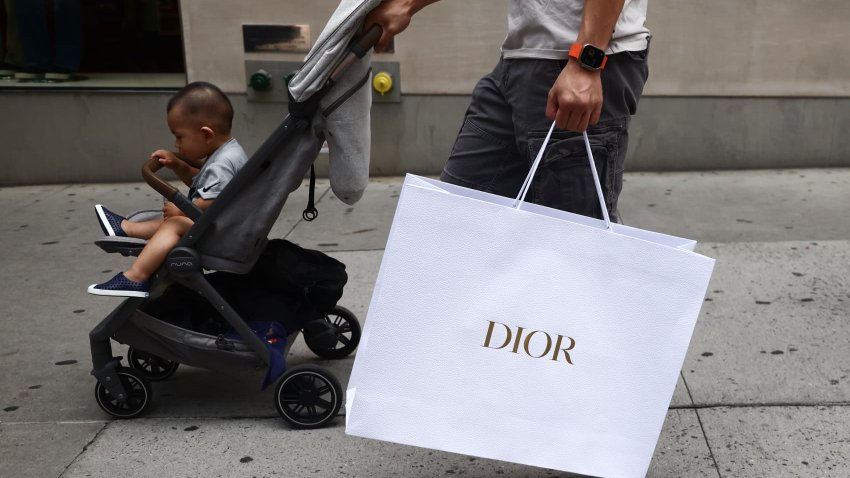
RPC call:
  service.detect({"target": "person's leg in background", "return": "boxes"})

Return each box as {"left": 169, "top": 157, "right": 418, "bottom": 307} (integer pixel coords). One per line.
{"left": 14, "top": 0, "right": 82, "bottom": 82}
{"left": 0, "top": 0, "right": 9, "bottom": 77}
{"left": 13, "top": 0, "right": 50, "bottom": 80}
{"left": 0, "top": 0, "right": 23, "bottom": 78}
{"left": 47, "top": 0, "right": 82, "bottom": 80}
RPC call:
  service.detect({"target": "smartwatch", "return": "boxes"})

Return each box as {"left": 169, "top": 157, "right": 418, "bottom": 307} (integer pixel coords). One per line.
{"left": 569, "top": 43, "right": 607, "bottom": 71}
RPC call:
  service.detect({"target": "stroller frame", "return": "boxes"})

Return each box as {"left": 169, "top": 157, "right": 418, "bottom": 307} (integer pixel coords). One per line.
{"left": 88, "top": 26, "right": 381, "bottom": 428}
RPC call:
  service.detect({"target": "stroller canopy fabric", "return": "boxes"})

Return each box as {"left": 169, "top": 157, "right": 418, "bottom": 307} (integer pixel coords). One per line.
{"left": 289, "top": 0, "right": 382, "bottom": 205}
{"left": 288, "top": 0, "right": 381, "bottom": 103}
{"left": 193, "top": 0, "right": 381, "bottom": 274}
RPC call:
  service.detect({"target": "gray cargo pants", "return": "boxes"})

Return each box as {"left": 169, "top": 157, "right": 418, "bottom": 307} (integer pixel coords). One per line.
{"left": 440, "top": 50, "right": 649, "bottom": 222}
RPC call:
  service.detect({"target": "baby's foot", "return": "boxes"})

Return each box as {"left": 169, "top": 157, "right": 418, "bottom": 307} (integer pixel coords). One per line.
{"left": 95, "top": 204, "right": 127, "bottom": 237}
{"left": 87, "top": 272, "right": 149, "bottom": 298}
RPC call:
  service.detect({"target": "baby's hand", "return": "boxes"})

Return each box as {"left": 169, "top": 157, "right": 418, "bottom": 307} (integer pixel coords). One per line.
{"left": 151, "top": 149, "right": 180, "bottom": 170}
{"left": 162, "top": 201, "right": 184, "bottom": 218}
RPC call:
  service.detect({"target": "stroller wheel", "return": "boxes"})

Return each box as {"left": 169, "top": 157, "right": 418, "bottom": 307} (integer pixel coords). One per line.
{"left": 128, "top": 347, "right": 180, "bottom": 381}
{"left": 304, "top": 306, "right": 361, "bottom": 359}
{"left": 94, "top": 368, "right": 152, "bottom": 419}
{"left": 274, "top": 365, "right": 342, "bottom": 429}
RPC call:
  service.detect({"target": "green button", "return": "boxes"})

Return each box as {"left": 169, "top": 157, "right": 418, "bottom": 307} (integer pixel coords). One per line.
{"left": 249, "top": 70, "right": 272, "bottom": 91}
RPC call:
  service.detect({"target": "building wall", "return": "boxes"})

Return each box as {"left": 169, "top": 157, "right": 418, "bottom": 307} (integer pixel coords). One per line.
{"left": 182, "top": 0, "right": 850, "bottom": 97}
{"left": 2, "top": 0, "right": 849, "bottom": 186}
{"left": 4, "top": 92, "right": 848, "bottom": 186}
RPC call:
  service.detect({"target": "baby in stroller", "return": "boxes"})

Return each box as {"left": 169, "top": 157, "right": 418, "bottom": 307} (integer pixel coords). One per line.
{"left": 87, "top": 23, "right": 380, "bottom": 427}
{"left": 89, "top": 81, "right": 247, "bottom": 298}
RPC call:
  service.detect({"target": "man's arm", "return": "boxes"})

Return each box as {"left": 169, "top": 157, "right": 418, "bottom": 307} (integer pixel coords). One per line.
{"left": 364, "top": 0, "right": 441, "bottom": 52}
{"left": 546, "top": 0, "right": 626, "bottom": 132}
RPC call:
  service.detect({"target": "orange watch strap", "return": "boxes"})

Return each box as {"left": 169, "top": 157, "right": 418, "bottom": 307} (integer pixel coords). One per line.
{"left": 568, "top": 42, "right": 582, "bottom": 61}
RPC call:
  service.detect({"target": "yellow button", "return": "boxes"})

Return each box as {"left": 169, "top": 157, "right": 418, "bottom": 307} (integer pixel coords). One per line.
{"left": 372, "top": 72, "right": 393, "bottom": 96}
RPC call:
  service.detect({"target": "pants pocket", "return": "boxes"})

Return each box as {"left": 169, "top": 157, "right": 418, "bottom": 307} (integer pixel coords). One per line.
{"left": 526, "top": 124, "right": 624, "bottom": 220}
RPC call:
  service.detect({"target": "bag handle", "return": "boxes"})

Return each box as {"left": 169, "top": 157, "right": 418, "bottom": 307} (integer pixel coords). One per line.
{"left": 513, "top": 121, "right": 612, "bottom": 231}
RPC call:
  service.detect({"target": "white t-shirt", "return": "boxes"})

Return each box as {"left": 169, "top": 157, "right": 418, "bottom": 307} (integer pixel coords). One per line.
{"left": 501, "top": 0, "right": 650, "bottom": 59}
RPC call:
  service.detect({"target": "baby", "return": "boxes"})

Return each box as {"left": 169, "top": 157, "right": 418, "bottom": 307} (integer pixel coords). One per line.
{"left": 89, "top": 81, "right": 247, "bottom": 298}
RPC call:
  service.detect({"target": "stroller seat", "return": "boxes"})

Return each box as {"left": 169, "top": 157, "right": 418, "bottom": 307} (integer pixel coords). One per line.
{"left": 95, "top": 236, "right": 146, "bottom": 256}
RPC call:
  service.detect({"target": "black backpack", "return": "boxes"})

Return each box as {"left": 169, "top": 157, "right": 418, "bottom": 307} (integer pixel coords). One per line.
{"left": 251, "top": 239, "right": 348, "bottom": 317}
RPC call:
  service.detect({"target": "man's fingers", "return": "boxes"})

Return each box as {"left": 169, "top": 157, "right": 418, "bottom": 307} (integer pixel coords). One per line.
{"left": 557, "top": 107, "right": 591, "bottom": 133}
{"left": 363, "top": 6, "right": 389, "bottom": 51}
{"left": 553, "top": 98, "right": 599, "bottom": 132}
{"left": 589, "top": 102, "right": 602, "bottom": 126}
{"left": 556, "top": 108, "right": 573, "bottom": 132}
{"left": 376, "top": 33, "right": 391, "bottom": 52}
{"left": 362, "top": 10, "right": 379, "bottom": 32}
{"left": 549, "top": 91, "right": 589, "bottom": 131}
{"left": 575, "top": 111, "right": 591, "bottom": 133}
{"left": 545, "top": 91, "right": 558, "bottom": 121}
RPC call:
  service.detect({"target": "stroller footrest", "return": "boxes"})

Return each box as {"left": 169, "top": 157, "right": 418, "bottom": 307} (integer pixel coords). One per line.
{"left": 95, "top": 236, "right": 147, "bottom": 257}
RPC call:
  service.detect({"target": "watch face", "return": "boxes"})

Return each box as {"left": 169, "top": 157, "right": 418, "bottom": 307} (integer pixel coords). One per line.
{"left": 580, "top": 45, "right": 605, "bottom": 69}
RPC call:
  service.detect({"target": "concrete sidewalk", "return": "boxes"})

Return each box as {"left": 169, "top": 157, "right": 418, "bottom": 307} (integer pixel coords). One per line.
{"left": 1, "top": 169, "right": 848, "bottom": 478}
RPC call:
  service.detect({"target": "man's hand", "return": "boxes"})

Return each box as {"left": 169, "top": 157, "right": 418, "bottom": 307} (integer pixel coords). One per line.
{"left": 546, "top": 61, "right": 603, "bottom": 133}
{"left": 364, "top": 0, "right": 438, "bottom": 52}
{"left": 546, "top": 0, "right": 625, "bottom": 132}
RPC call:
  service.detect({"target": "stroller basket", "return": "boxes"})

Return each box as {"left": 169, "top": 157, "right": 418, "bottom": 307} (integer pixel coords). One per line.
{"left": 114, "top": 310, "right": 267, "bottom": 372}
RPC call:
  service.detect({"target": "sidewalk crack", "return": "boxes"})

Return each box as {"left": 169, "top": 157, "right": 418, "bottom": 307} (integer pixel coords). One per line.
{"left": 58, "top": 420, "right": 112, "bottom": 478}
{"left": 681, "top": 371, "right": 723, "bottom": 478}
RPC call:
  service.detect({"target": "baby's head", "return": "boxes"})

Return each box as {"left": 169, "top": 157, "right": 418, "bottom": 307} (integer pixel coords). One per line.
{"left": 166, "top": 81, "right": 234, "bottom": 162}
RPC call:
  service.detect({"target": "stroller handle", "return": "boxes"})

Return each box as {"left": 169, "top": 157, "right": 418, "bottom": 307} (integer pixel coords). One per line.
{"left": 142, "top": 157, "right": 179, "bottom": 201}
{"left": 141, "top": 154, "right": 203, "bottom": 199}
{"left": 142, "top": 157, "right": 203, "bottom": 220}
{"left": 329, "top": 24, "right": 383, "bottom": 82}
{"left": 357, "top": 24, "right": 383, "bottom": 53}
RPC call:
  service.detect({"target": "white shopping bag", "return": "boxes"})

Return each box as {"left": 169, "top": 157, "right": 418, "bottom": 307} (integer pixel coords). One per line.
{"left": 346, "top": 125, "right": 715, "bottom": 478}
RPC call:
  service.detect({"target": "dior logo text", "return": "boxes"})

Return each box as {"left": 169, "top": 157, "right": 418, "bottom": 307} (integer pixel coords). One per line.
{"left": 482, "top": 320, "right": 576, "bottom": 364}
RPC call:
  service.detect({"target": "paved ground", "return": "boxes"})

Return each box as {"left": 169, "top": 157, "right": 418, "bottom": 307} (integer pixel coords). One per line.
{"left": 0, "top": 169, "right": 848, "bottom": 477}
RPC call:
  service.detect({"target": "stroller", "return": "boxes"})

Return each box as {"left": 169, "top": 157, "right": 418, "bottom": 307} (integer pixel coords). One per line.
{"left": 88, "top": 25, "right": 382, "bottom": 429}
